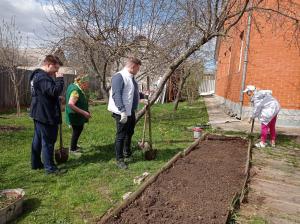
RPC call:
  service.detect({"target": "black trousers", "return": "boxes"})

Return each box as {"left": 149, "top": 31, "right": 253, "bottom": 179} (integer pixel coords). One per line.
{"left": 70, "top": 125, "right": 84, "bottom": 151}
{"left": 113, "top": 113, "right": 136, "bottom": 160}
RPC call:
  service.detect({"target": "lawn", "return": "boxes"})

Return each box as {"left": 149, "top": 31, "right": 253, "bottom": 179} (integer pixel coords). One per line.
{"left": 0, "top": 100, "right": 208, "bottom": 223}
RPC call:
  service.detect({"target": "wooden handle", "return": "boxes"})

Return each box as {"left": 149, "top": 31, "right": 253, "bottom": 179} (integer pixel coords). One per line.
{"left": 146, "top": 76, "right": 153, "bottom": 149}
{"left": 59, "top": 100, "right": 63, "bottom": 149}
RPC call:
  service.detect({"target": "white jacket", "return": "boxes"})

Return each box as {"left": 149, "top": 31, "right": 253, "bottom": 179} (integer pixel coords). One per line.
{"left": 251, "top": 90, "right": 281, "bottom": 125}
{"left": 107, "top": 69, "right": 135, "bottom": 116}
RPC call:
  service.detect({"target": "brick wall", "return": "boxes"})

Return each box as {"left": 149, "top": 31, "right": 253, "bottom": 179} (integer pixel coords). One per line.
{"left": 215, "top": 1, "right": 300, "bottom": 111}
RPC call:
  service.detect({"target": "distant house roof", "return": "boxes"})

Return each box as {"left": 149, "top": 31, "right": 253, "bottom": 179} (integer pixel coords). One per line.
{"left": 19, "top": 47, "right": 68, "bottom": 67}
{"left": 18, "top": 66, "right": 76, "bottom": 75}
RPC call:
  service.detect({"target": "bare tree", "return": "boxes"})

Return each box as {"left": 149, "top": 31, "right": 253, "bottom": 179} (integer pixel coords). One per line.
{"left": 43, "top": 0, "right": 299, "bottom": 120}
{"left": 0, "top": 17, "right": 28, "bottom": 116}
{"left": 44, "top": 0, "right": 179, "bottom": 100}
{"left": 136, "top": 0, "right": 300, "bottom": 121}
{"left": 173, "top": 60, "right": 204, "bottom": 111}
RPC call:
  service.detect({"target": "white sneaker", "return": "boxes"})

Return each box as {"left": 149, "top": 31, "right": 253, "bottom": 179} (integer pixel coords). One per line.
{"left": 255, "top": 142, "right": 266, "bottom": 148}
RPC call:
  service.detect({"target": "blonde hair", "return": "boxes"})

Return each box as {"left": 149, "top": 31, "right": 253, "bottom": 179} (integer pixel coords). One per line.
{"left": 74, "top": 74, "right": 88, "bottom": 83}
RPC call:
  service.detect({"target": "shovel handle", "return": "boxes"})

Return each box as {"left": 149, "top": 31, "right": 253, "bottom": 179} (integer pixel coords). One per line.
{"left": 250, "top": 118, "right": 255, "bottom": 133}
{"left": 142, "top": 111, "right": 147, "bottom": 144}
{"left": 59, "top": 124, "right": 63, "bottom": 149}
{"left": 59, "top": 99, "right": 63, "bottom": 149}
{"left": 146, "top": 76, "right": 153, "bottom": 149}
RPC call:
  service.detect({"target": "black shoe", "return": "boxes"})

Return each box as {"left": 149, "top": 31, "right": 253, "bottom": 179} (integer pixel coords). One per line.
{"left": 32, "top": 165, "right": 44, "bottom": 170}
{"left": 116, "top": 160, "right": 128, "bottom": 170}
{"left": 46, "top": 168, "right": 68, "bottom": 175}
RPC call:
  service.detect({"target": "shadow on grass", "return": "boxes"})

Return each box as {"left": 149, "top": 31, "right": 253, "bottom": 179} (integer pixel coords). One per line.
{"left": 14, "top": 198, "right": 41, "bottom": 223}
{"left": 66, "top": 140, "right": 186, "bottom": 170}
{"left": 66, "top": 143, "right": 115, "bottom": 169}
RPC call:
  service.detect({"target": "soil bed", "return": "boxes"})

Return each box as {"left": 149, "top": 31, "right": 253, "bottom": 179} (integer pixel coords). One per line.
{"left": 0, "top": 192, "right": 21, "bottom": 209}
{"left": 105, "top": 135, "right": 248, "bottom": 224}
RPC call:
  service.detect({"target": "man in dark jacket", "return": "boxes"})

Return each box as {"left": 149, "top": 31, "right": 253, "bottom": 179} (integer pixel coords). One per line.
{"left": 30, "top": 55, "right": 67, "bottom": 175}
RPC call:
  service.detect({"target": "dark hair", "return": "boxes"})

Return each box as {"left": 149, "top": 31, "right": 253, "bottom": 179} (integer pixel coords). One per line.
{"left": 127, "top": 56, "right": 142, "bottom": 66}
{"left": 43, "top": 55, "right": 63, "bottom": 66}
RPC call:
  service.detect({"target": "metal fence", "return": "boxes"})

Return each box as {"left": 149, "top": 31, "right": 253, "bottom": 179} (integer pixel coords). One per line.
{"left": 0, "top": 68, "right": 75, "bottom": 110}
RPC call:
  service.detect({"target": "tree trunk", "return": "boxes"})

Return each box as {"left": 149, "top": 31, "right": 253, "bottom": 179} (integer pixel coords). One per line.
{"left": 101, "top": 61, "right": 110, "bottom": 102}
{"left": 173, "top": 73, "right": 189, "bottom": 111}
{"left": 12, "top": 78, "right": 21, "bottom": 116}
{"left": 136, "top": 36, "right": 209, "bottom": 122}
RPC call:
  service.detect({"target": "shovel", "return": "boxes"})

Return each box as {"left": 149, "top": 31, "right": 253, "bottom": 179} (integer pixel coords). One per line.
{"left": 55, "top": 103, "right": 69, "bottom": 164}
{"left": 249, "top": 118, "right": 255, "bottom": 147}
{"left": 138, "top": 76, "right": 157, "bottom": 160}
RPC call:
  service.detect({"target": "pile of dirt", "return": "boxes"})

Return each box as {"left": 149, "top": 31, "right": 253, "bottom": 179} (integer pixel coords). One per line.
{"left": 0, "top": 192, "right": 21, "bottom": 209}
{"left": 105, "top": 136, "right": 248, "bottom": 224}
{"left": 0, "top": 125, "right": 25, "bottom": 133}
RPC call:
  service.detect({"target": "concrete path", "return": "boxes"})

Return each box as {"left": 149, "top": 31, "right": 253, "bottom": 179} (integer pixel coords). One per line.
{"left": 203, "top": 95, "right": 300, "bottom": 136}
{"left": 237, "top": 147, "right": 300, "bottom": 223}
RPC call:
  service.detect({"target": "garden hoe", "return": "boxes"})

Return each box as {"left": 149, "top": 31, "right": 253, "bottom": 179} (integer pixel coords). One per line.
{"left": 55, "top": 103, "right": 69, "bottom": 164}
{"left": 249, "top": 118, "right": 255, "bottom": 147}
{"left": 138, "top": 76, "right": 157, "bottom": 160}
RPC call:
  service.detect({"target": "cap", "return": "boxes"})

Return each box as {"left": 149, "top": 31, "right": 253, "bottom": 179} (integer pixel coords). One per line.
{"left": 243, "top": 85, "right": 256, "bottom": 93}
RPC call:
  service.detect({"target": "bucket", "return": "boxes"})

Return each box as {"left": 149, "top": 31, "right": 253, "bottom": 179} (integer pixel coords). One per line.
{"left": 192, "top": 127, "right": 203, "bottom": 139}
{"left": 0, "top": 189, "right": 25, "bottom": 224}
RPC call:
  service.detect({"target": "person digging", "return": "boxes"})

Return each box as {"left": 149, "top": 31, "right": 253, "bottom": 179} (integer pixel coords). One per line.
{"left": 65, "top": 75, "right": 91, "bottom": 155}
{"left": 29, "top": 55, "right": 67, "bottom": 175}
{"left": 108, "top": 57, "right": 147, "bottom": 169}
{"left": 244, "top": 85, "right": 281, "bottom": 148}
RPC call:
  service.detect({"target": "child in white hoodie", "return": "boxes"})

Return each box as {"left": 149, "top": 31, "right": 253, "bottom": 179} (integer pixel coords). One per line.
{"left": 243, "top": 85, "right": 281, "bottom": 148}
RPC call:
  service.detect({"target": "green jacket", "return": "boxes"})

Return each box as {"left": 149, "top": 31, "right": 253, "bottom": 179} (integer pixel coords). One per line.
{"left": 65, "top": 83, "right": 89, "bottom": 126}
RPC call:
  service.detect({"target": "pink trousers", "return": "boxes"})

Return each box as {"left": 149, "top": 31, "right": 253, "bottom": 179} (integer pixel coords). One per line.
{"left": 261, "top": 115, "right": 277, "bottom": 143}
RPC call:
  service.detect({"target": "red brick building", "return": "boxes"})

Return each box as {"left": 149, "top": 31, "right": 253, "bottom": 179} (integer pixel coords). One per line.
{"left": 215, "top": 1, "right": 300, "bottom": 127}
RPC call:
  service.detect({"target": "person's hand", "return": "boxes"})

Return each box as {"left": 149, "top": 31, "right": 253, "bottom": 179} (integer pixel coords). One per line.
{"left": 56, "top": 72, "right": 64, "bottom": 78}
{"left": 83, "top": 111, "right": 91, "bottom": 119}
{"left": 120, "top": 112, "right": 128, "bottom": 124}
{"left": 59, "top": 96, "right": 65, "bottom": 104}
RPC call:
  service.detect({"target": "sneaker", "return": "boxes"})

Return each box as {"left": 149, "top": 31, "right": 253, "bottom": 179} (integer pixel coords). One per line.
{"left": 116, "top": 160, "right": 128, "bottom": 170}
{"left": 46, "top": 168, "right": 68, "bottom": 175}
{"left": 271, "top": 143, "right": 276, "bottom": 147}
{"left": 255, "top": 142, "right": 267, "bottom": 148}
{"left": 70, "top": 149, "right": 82, "bottom": 155}
{"left": 124, "top": 157, "right": 133, "bottom": 163}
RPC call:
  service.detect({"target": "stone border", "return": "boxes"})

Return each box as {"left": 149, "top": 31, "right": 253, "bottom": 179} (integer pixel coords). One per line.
{"left": 226, "top": 138, "right": 253, "bottom": 223}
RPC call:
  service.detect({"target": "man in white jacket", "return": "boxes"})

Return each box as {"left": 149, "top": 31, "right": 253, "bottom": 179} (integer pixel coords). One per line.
{"left": 244, "top": 85, "right": 281, "bottom": 148}
{"left": 108, "top": 57, "right": 145, "bottom": 169}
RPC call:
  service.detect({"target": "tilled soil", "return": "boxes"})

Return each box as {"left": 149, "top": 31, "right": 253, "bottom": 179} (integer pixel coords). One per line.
{"left": 105, "top": 136, "right": 248, "bottom": 224}
{"left": 0, "top": 125, "right": 24, "bottom": 133}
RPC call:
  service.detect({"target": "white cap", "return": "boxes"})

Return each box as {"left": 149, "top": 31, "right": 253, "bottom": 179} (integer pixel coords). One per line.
{"left": 243, "top": 85, "right": 256, "bottom": 93}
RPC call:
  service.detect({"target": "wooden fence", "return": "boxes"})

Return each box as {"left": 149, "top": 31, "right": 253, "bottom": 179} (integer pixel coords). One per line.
{"left": 0, "top": 68, "right": 75, "bottom": 110}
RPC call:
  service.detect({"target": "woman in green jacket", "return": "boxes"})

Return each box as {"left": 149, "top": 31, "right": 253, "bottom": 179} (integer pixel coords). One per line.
{"left": 66, "top": 75, "right": 91, "bottom": 153}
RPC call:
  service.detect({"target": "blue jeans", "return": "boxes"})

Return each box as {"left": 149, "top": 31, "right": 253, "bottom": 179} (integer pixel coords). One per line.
{"left": 31, "top": 120, "right": 58, "bottom": 173}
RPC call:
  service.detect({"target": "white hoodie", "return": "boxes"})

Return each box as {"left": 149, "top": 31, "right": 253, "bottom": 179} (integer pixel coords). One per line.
{"left": 251, "top": 90, "right": 281, "bottom": 125}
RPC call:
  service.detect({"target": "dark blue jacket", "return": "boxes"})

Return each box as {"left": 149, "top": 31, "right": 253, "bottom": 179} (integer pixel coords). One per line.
{"left": 29, "top": 69, "right": 64, "bottom": 125}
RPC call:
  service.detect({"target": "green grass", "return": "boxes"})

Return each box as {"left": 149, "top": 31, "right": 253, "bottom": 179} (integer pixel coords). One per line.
{"left": 0, "top": 101, "right": 208, "bottom": 223}
{"left": 249, "top": 216, "right": 268, "bottom": 224}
